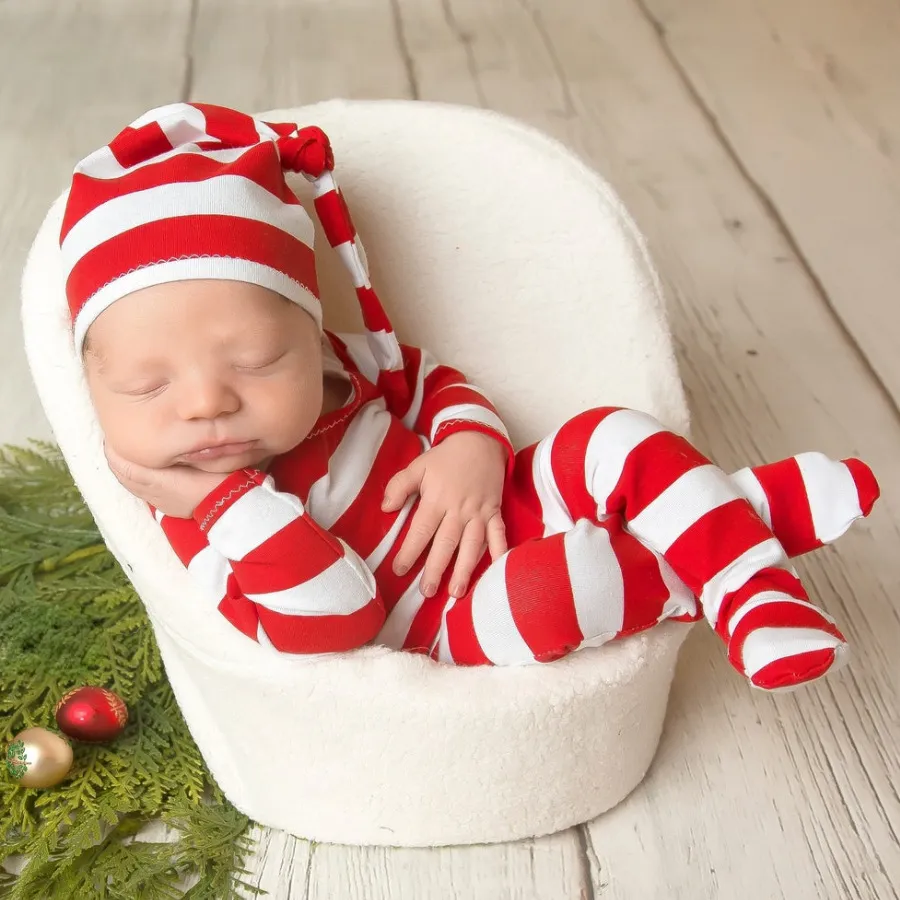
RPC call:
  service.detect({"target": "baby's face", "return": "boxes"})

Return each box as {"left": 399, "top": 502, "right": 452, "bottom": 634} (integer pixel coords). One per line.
{"left": 84, "top": 280, "right": 324, "bottom": 474}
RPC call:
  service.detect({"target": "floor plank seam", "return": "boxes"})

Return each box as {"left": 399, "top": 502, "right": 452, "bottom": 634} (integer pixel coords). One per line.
{"left": 576, "top": 826, "right": 599, "bottom": 899}
{"left": 388, "top": 0, "right": 420, "bottom": 100}
{"left": 630, "top": 0, "right": 900, "bottom": 424}
{"left": 440, "top": 0, "right": 488, "bottom": 108}
{"left": 181, "top": 0, "right": 198, "bottom": 102}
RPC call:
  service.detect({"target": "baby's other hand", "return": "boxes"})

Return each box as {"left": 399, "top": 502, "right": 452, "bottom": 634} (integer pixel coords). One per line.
{"left": 105, "top": 444, "right": 228, "bottom": 519}
{"left": 383, "top": 431, "right": 508, "bottom": 598}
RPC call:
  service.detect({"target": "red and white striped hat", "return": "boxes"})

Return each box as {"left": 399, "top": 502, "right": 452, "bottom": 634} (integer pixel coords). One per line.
{"left": 59, "top": 102, "right": 389, "bottom": 358}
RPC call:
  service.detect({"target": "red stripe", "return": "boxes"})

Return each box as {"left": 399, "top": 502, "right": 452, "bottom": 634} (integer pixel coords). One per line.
{"left": 331, "top": 420, "right": 421, "bottom": 559}
{"left": 505, "top": 534, "right": 583, "bottom": 662}
{"left": 358, "top": 286, "right": 393, "bottom": 333}
{"left": 444, "top": 593, "right": 492, "bottom": 665}
{"left": 714, "top": 566, "right": 807, "bottom": 640}
{"left": 218, "top": 576, "right": 260, "bottom": 640}
{"left": 377, "top": 369, "right": 413, "bottom": 417}
{"left": 67, "top": 215, "right": 318, "bottom": 313}
{"left": 373, "top": 515, "right": 423, "bottom": 614}
{"left": 314, "top": 190, "right": 356, "bottom": 246}
{"left": 607, "top": 521, "right": 671, "bottom": 636}
{"left": 61, "top": 143, "right": 301, "bottom": 242}
{"left": 548, "top": 413, "right": 607, "bottom": 522}
{"left": 261, "top": 120, "right": 297, "bottom": 138}
{"left": 727, "top": 596, "right": 843, "bottom": 671}
{"left": 158, "top": 513, "right": 209, "bottom": 567}
{"left": 753, "top": 458, "right": 819, "bottom": 557}
{"left": 232, "top": 514, "right": 345, "bottom": 594}
{"left": 108, "top": 122, "right": 173, "bottom": 170}
{"left": 192, "top": 469, "right": 265, "bottom": 531}
{"left": 192, "top": 103, "right": 260, "bottom": 149}
{"left": 844, "top": 458, "right": 880, "bottom": 517}
{"left": 502, "top": 443, "right": 545, "bottom": 547}
{"left": 663, "top": 499, "right": 774, "bottom": 596}
{"left": 257, "top": 595, "right": 386, "bottom": 654}
{"left": 612, "top": 431, "right": 710, "bottom": 520}
{"left": 403, "top": 595, "right": 450, "bottom": 654}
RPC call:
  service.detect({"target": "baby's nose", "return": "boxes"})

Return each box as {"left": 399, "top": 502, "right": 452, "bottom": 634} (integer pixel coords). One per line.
{"left": 178, "top": 380, "right": 240, "bottom": 421}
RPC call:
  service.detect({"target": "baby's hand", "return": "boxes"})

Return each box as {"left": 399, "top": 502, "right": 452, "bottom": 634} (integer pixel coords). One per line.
{"left": 105, "top": 444, "right": 228, "bottom": 519}
{"left": 383, "top": 431, "right": 508, "bottom": 598}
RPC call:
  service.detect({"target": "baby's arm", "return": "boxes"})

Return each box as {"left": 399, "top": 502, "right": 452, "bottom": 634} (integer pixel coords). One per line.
{"left": 155, "top": 469, "right": 385, "bottom": 654}
{"left": 340, "top": 332, "right": 514, "bottom": 463}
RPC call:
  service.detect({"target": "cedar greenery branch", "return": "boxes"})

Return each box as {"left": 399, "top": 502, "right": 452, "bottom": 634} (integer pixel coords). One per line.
{"left": 0, "top": 443, "right": 263, "bottom": 900}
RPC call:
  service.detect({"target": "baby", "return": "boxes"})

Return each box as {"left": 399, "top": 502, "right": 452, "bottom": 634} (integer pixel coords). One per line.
{"left": 62, "top": 102, "right": 879, "bottom": 691}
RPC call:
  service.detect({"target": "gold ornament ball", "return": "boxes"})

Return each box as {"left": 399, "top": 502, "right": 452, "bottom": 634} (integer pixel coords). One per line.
{"left": 5, "top": 727, "right": 74, "bottom": 789}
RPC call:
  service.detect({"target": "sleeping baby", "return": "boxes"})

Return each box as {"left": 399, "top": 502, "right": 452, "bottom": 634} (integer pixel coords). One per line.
{"left": 61, "top": 102, "right": 879, "bottom": 691}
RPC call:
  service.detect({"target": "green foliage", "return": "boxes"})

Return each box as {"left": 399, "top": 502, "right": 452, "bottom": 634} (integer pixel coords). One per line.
{"left": 0, "top": 444, "right": 261, "bottom": 899}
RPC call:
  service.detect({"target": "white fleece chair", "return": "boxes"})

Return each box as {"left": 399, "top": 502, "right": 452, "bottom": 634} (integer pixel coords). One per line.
{"left": 22, "top": 100, "right": 692, "bottom": 848}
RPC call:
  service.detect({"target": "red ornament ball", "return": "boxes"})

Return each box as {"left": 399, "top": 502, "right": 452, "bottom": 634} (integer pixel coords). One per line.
{"left": 54, "top": 686, "right": 128, "bottom": 743}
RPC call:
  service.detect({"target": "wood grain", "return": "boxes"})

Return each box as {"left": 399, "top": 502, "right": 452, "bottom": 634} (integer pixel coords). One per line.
{"left": 640, "top": 0, "right": 900, "bottom": 410}
{"left": 1, "top": 0, "right": 898, "bottom": 897}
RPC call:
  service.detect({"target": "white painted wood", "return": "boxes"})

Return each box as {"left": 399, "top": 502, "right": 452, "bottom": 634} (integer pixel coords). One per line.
{"left": 308, "top": 833, "right": 587, "bottom": 900}
{"left": 2, "top": 0, "right": 899, "bottom": 897}
{"left": 640, "top": 0, "right": 900, "bottom": 410}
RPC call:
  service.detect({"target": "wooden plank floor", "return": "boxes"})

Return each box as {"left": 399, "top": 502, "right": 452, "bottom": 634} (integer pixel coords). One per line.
{"left": 2, "top": 0, "right": 898, "bottom": 897}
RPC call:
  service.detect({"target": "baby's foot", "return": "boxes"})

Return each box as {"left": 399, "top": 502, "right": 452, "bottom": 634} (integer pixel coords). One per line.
{"left": 719, "top": 567, "right": 848, "bottom": 691}
{"left": 730, "top": 454, "right": 879, "bottom": 558}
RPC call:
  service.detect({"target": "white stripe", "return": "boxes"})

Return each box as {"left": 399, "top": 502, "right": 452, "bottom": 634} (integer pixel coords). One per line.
{"left": 205, "top": 479, "right": 303, "bottom": 561}
{"left": 628, "top": 465, "right": 739, "bottom": 553}
{"left": 795, "top": 452, "right": 862, "bottom": 543}
{"left": 585, "top": 409, "right": 665, "bottom": 514}
{"left": 471, "top": 554, "right": 535, "bottom": 665}
{"left": 73, "top": 258, "right": 321, "bottom": 351}
{"left": 401, "top": 349, "right": 442, "bottom": 429}
{"left": 154, "top": 508, "right": 166, "bottom": 524}
{"left": 151, "top": 103, "right": 213, "bottom": 148}
{"left": 246, "top": 543, "right": 376, "bottom": 616}
{"left": 727, "top": 592, "right": 832, "bottom": 637}
{"left": 62, "top": 174, "right": 315, "bottom": 272}
{"left": 75, "top": 142, "right": 265, "bottom": 181}
{"left": 376, "top": 575, "right": 426, "bottom": 650}
{"left": 729, "top": 467, "right": 772, "bottom": 528}
{"left": 365, "top": 329, "right": 404, "bottom": 373}
{"left": 306, "top": 401, "right": 391, "bottom": 528}
{"left": 435, "top": 597, "right": 457, "bottom": 663}
{"left": 186, "top": 545, "right": 230, "bottom": 607}
{"left": 532, "top": 430, "right": 575, "bottom": 538}
{"left": 698, "top": 538, "right": 789, "bottom": 626}
{"left": 657, "top": 555, "right": 698, "bottom": 622}
{"left": 339, "top": 332, "right": 381, "bottom": 383}
{"left": 365, "top": 495, "right": 416, "bottom": 573}
{"left": 741, "top": 627, "right": 846, "bottom": 680}
{"left": 429, "top": 404, "right": 509, "bottom": 443}
{"left": 563, "top": 521, "right": 624, "bottom": 646}
{"left": 313, "top": 171, "right": 337, "bottom": 196}
{"left": 335, "top": 241, "right": 371, "bottom": 289}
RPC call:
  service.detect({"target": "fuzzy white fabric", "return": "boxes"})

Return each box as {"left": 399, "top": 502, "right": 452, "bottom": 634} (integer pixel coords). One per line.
{"left": 21, "top": 99, "right": 692, "bottom": 847}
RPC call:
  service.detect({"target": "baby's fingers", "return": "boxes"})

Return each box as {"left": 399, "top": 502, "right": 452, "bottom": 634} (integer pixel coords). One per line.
{"left": 450, "top": 518, "right": 487, "bottom": 598}
{"left": 421, "top": 516, "right": 464, "bottom": 598}
{"left": 486, "top": 514, "right": 508, "bottom": 561}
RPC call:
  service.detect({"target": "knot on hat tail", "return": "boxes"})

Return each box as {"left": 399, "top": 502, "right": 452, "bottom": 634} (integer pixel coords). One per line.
{"left": 277, "top": 127, "right": 334, "bottom": 179}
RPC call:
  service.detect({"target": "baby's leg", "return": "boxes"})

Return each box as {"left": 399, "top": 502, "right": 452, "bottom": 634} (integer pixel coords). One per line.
{"left": 432, "top": 516, "right": 697, "bottom": 666}
{"left": 732, "top": 454, "right": 878, "bottom": 557}
{"left": 517, "top": 408, "right": 878, "bottom": 691}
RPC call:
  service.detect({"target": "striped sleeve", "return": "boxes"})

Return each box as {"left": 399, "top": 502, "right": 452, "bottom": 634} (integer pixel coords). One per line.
{"left": 155, "top": 468, "right": 385, "bottom": 654}
{"left": 398, "top": 343, "right": 514, "bottom": 467}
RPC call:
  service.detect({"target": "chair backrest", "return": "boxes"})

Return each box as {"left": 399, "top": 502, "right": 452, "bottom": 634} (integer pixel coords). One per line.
{"left": 21, "top": 100, "right": 688, "bottom": 656}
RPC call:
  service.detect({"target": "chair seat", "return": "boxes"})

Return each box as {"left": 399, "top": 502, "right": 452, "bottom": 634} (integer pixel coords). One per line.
{"left": 21, "top": 99, "right": 691, "bottom": 846}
